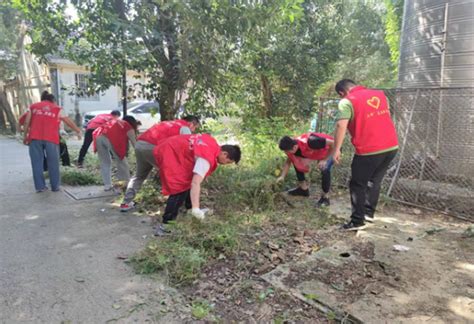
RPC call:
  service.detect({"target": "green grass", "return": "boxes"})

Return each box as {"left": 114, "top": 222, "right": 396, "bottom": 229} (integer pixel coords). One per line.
{"left": 61, "top": 168, "right": 102, "bottom": 185}
{"left": 130, "top": 119, "right": 346, "bottom": 285}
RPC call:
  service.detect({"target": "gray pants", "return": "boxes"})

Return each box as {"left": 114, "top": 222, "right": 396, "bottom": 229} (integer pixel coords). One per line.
{"left": 96, "top": 135, "right": 130, "bottom": 187}
{"left": 123, "top": 140, "right": 156, "bottom": 203}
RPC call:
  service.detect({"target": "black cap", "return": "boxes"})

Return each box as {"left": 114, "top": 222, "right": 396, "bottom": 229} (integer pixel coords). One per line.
{"left": 111, "top": 110, "right": 121, "bottom": 117}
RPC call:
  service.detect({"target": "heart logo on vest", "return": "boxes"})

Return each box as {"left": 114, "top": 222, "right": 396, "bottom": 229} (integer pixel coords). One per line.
{"left": 367, "top": 96, "right": 380, "bottom": 109}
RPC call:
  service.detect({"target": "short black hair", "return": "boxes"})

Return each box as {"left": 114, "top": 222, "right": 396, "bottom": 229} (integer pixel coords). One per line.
{"left": 183, "top": 115, "right": 200, "bottom": 125}
{"left": 335, "top": 79, "right": 356, "bottom": 95}
{"left": 279, "top": 136, "right": 297, "bottom": 151}
{"left": 123, "top": 115, "right": 138, "bottom": 130}
{"left": 221, "top": 145, "right": 241, "bottom": 164}
{"left": 111, "top": 110, "right": 121, "bottom": 117}
{"left": 40, "top": 91, "right": 55, "bottom": 102}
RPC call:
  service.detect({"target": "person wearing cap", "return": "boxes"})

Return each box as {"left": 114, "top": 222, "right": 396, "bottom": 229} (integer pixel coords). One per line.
{"left": 93, "top": 116, "right": 138, "bottom": 191}
{"left": 277, "top": 132, "right": 334, "bottom": 207}
{"left": 322, "top": 79, "right": 398, "bottom": 231}
{"left": 120, "top": 116, "right": 201, "bottom": 212}
{"left": 22, "top": 91, "right": 82, "bottom": 192}
{"left": 153, "top": 134, "right": 241, "bottom": 236}
{"left": 77, "top": 110, "right": 121, "bottom": 168}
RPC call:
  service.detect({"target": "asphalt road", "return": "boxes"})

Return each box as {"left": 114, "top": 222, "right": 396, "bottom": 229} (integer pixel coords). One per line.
{"left": 0, "top": 137, "right": 183, "bottom": 323}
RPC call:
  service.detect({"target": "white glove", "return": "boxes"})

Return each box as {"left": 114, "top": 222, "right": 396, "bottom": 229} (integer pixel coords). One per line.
{"left": 191, "top": 208, "right": 212, "bottom": 220}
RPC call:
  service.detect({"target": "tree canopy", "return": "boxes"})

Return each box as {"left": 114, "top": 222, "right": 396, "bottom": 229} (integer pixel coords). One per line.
{"left": 9, "top": 0, "right": 403, "bottom": 121}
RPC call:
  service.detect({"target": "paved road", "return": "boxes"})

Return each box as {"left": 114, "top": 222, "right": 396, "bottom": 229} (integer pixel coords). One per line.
{"left": 0, "top": 137, "right": 183, "bottom": 323}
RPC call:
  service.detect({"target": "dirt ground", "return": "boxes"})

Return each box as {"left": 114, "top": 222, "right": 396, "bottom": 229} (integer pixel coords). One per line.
{"left": 180, "top": 194, "right": 473, "bottom": 323}
{"left": 262, "top": 199, "right": 474, "bottom": 323}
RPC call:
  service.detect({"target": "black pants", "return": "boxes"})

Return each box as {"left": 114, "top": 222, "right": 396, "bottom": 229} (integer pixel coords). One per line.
{"left": 349, "top": 150, "right": 397, "bottom": 224}
{"left": 163, "top": 190, "right": 192, "bottom": 224}
{"left": 43, "top": 139, "right": 70, "bottom": 171}
{"left": 78, "top": 129, "right": 94, "bottom": 164}
{"left": 295, "top": 166, "right": 331, "bottom": 194}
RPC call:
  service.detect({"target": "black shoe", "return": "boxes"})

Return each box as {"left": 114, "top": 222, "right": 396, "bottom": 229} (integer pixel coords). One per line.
{"left": 341, "top": 221, "right": 367, "bottom": 231}
{"left": 365, "top": 214, "right": 374, "bottom": 223}
{"left": 316, "top": 197, "right": 330, "bottom": 207}
{"left": 287, "top": 187, "right": 309, "bottom": 197}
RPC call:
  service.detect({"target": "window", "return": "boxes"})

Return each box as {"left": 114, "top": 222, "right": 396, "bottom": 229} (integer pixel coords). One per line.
{"left": 75, "top": 73, "right": 100, "bottom": 101}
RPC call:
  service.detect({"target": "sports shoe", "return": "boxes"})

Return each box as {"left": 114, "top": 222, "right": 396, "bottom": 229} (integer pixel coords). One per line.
{"left": 120, "top": 201, "right": 136, "bottom": 212}
{"left": 316, "top": 197, "right": 330, "bottom": 207}
{"left": 287, "top": 187, "right": 309, "bottom": 197}
{"left": 341, "top": 221, "right": 367, "bottom": 231}
{"left": 36, "top": 187, "right": 49, "bottom": 193}
{"left": 365, "top": 214, "right": 374, "bottom": 223}
{"left": 154, "top": 224, "right": 170, "bottom": 236}
{"left": 104, "top": 185, "right": 114, "bottom": 191}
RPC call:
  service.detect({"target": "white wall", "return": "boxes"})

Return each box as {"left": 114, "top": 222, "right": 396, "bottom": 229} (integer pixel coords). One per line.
{"left": 55, "top": 65, "right": 147, "bottom": 117}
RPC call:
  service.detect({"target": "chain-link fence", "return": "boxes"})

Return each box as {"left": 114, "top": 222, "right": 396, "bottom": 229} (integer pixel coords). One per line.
{"left": 317, "top": 88, "right": 474, "bottom": 221}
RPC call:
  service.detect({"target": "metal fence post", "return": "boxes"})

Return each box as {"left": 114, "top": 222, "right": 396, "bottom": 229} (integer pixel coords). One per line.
{"left": 387, "top": 89, "right": 420, "bottom": 196}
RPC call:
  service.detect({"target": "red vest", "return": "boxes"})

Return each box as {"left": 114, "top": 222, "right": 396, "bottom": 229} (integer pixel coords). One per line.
{"left": 287, "top": 132, "right": 333, "bottom": 173}
{"left": 28, "top": 101, "right": 62, "bottom": 144}
{"left": 87, "top": 113, "right": 114, "bottom": 130}
{"left": 345, "top": 86, "right": 398, "bottom": 155}
{"left": 138, "top": 119, "right": 191, "bottom": 145}
{"left": 153, "top": 134, "right": 220, "bottom": 195}
{"left": 93, "top": 119, "right": 133, "bottom": 160}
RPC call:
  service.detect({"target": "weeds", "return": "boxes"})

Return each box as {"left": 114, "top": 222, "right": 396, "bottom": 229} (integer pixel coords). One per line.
{"left": 130, "top": 119, "right": 347, "bottom": 286}
{"left": 191, "top": 300, "right": 212, "bottom": 320}
{"left": 61, "top": 168, "right": 102, "bottom": 185}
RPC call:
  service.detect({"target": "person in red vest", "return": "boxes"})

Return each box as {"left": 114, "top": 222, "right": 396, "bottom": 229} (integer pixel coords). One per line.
{"left": 322, "top": 79, "right": 398, "bottom": 230}
{"left": 93, "top": 116, "right": 138, "bottom": 191}
{"left": 120, "top": 116, "right": 201, "bottom": 212}
{"left": 77, "top": 110, "right": 121, "bottom": 168}
{"left": 22, "top": 91, "right": 82, "bottom": 192}
{"left": 153, "top": 134, "right": 241, "bottom": 236}
{"left": 277, "top": 132, "right": 334, "bottom": 207}
{"left": 20, "top": 111, "right": 72, "bottom": 168}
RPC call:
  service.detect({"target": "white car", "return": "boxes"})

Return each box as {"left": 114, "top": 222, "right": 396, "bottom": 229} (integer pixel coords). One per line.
{"left": 83, "top": 101, "right": 161, "bottom": 132}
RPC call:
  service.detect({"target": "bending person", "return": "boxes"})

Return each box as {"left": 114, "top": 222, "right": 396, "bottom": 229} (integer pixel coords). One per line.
{"left": 277, "top": 132, "right": 334, "bottom": 207}
{"left": 153, "top": 134, "right": 241, "bottom": 236}
{"left": 77, "top": 110, "right": 121, "bottom": 167}
{"left": 93, "top": 116, "right": 138, "bottom": 191}
{"left": 120, "top": 116, "right": 200, "bottom": 211}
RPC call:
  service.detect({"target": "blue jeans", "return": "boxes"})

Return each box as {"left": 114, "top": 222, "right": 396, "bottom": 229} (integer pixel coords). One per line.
{"left": 29, "top": 140, "right": 60, "bottom": 191}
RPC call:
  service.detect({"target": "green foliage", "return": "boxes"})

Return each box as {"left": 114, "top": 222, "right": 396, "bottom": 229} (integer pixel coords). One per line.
{"left": 61, "top": 168, "right": 101, "bottom": 186}
{"left": 384, "top": 0, "right": 404, "bottom": 75}
{"left": 191, "top": 300, "right": 212, "bottom": 320}
{"left": 130, "top": 217, "right": 238, "bottom": 285}
{"left": 0, "top": 2, "right": 21, "bottom": 80}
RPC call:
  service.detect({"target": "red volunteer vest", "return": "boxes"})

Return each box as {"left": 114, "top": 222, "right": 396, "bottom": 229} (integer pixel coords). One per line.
{"left": 345, "top": 86, "right": 398, "bottom": 155}
{"left": 28, "top": 101, "right": 62, "bottom": 144}
{"left": 153, "top": 134, "right": 220, "bottom": 195}
{"left": 137, "top": 119, "right": 191, "bottom": 145}
{"left": 287, "top": 133, "right": 333, "bottom": 173}
{"left": 93, "top": 119, "right": 133, "bottom": 160}
{"left": 87, "top": 113, "right": 114, "bottom": 130}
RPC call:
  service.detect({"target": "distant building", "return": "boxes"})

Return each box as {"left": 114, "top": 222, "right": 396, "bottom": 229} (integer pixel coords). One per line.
{"left": 5, "top": 33, "right": 146, "bottom": 124}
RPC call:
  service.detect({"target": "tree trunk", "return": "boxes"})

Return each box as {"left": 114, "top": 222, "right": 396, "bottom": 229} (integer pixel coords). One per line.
{"left": 0, "top": 88, "right": 17, "bottom": 133}
{"left": 260, "top": 73, "right": 273, "bottom": 118}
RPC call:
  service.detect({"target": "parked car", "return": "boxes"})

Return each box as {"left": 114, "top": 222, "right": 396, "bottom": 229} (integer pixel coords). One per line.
{"left": 82, "top": 101, "right": 160, "bottom": 132}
